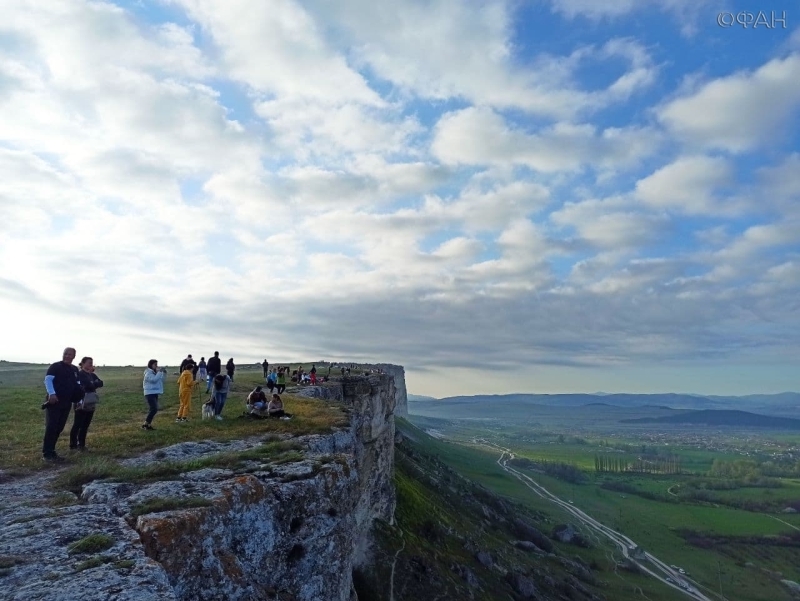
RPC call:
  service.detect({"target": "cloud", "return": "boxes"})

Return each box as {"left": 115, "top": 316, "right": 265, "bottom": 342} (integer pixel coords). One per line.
{"left": 658, "top": 54, "right": 800, "bottom": 152}
{"left": 431, "top": 107, "right": 659, "bottom": 172}
{"left": 548, "top": 0, "right": 716, "bottom": 35}
{"left": 634, "top": 155, "right": 743, "bottom": 215}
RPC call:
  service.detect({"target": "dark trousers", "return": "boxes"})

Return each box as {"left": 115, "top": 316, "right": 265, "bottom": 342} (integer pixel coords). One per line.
{"left": 276, "top": 384, "right": 286, "bottom": 393}
{"left": 42, "top": 404, "right": 72, "bottom": 457}
{"left": 69, "top": 409, "right": 95, "bottom": 448}
{"left": 269, "top": 410, "right": 292, "bottom": 418}
{"left": 145, "top": 394, "right": 159, "bottom": 424}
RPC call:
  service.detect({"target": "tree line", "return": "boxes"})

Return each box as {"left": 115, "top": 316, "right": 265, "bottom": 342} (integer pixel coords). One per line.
{"left": 594, "top": 453, "right": 682, "bottom": 474}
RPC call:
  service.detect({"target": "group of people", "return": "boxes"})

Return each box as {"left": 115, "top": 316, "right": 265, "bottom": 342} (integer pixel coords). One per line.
{"left": 40, "top": 348, "right": 302, "bottom": 462}
{"left": 42, "top": 348, "right": 103, "bottom": 461}
{"left": 246, "top": 386, "right": 292, "bottom": 419}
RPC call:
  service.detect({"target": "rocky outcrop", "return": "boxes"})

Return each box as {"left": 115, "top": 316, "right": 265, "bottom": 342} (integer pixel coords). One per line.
{"left": 0, "top": 373, "right": 400, "bottom": 601}
{"left": 376, "top": 364, "right": 407, "bottom": 417}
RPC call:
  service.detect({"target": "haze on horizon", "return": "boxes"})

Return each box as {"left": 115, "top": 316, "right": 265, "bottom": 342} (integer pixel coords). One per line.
{"left": 1, "top": 1, "right": 799, "bottom": 400}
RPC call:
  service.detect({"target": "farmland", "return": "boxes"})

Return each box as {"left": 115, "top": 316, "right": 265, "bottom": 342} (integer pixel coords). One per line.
{"left": 408, "top": 401, "right": 800, "bottom": 601}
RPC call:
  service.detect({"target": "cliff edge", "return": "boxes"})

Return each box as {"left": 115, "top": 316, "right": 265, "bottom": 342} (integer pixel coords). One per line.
{"left": 0, "top": 372, "right": 400, "bottom": 601}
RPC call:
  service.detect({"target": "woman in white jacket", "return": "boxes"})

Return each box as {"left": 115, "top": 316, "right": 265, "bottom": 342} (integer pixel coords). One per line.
{"left": 142, "top": 358, "right": 166, "bottom": 430}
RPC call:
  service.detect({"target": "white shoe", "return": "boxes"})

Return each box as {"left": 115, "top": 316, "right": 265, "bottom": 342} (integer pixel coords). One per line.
{"left": 215, "top": 415, "right": 223, "bottom": 421}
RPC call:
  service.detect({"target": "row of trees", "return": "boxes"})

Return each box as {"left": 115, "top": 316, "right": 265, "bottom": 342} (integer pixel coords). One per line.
{"left": 594, "top": 454, "right": 682, "bottom": 474}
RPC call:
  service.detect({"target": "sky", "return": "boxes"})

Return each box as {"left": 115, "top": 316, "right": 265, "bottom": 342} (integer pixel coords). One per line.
{"left": 1, "top": 1, "right": 799, "bottom": 398}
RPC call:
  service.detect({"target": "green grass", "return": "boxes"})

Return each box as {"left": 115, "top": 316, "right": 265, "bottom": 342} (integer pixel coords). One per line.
{"left": 73, "top": 555, "right": 113, "bottom": 573}
{"left": 129, "top": 496, "right": 213, "bottom": 518}
{"left": 67, "top": 533, "right": 115, "bottom": 555}
{"left": 53, "top": 440, "right": 304, "bottom": 493}
{"left": 0, "top": 364, "right": 348, "bottom": 471}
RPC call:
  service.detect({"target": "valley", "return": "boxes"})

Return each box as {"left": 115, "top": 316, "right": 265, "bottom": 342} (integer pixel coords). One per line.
{"left": 407, "top": 398, "right": 800, "bottom": 601}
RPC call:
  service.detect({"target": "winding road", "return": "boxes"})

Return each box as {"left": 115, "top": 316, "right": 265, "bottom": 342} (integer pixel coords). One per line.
{"left": 474, "top": 439, "right": 718, "bottom": 601}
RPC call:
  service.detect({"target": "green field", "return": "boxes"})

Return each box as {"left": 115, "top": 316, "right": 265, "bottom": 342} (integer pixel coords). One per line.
{"left": 407, "top": 413, "right": 800, "bottom": 601}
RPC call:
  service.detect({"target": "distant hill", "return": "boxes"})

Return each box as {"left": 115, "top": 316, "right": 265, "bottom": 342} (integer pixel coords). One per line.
{"left": 621, "top": 409, "right": 800, "bottom": 429}
{"left": 407, "top": 394, "right": 437, "bottom": 403}
{"left": 408, "top": 392, "right": 800, "bottom": 418}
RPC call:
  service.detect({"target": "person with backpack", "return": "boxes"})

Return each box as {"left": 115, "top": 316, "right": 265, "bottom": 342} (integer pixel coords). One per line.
{"left": 206, "top": 351, "right": 221, "bottom": 392}
{"left": 70, "top": 357, "right": 103, "bottom": 451}
{"left": 226, "top": 358, "right": 236, "bottom": 381}
{"left": 276, "top": 368, "right": 286, "bottom": 394}
{"left": 42, "top": 347, "right": 83, "bottom": 462}
{"left": 142, "top": 359, "right": 166, "bottom": 430}
{"left": 175, "top": 363, "right": 196, "bottom": 422}
{"left": 212, "top": 372, "right": 231, "bottom": 420}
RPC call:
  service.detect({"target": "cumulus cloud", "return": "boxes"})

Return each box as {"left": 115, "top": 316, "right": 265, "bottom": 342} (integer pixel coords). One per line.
{"left": 1, "top": 0, "right": 799, "bottom": 395}
{"left": 634, "top": 155, "right": 743, "bottom": 216}
{"left": 658, "top": 54, "right": 800, "bottom": 152}
{"left": 431, "top": 107, "right": 660, "bottom": 173}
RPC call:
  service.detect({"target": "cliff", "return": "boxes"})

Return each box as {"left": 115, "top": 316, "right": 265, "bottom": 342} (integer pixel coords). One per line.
{"left": 0, "top": 372, "right": 399, "bottom": 601}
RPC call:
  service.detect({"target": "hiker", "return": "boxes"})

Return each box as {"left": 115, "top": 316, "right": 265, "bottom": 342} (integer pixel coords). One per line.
{"left": 262, "top": 359, "right": 269, "bottom": 378}
{"left": 226, "top": 358, "right": 235, "bottom": 381}
{"left": 247, "top": 386, "right": 268, "bottom": 412}
{"left": 268, "top": 394, "right": 292, "bottom": 419}
{"left": 206, "top": 351, "right": 221, "bottom": 392}
{"left": 212, "top": 372, "right": 231, "bottom": 420}
{"left": 266, "top": 368, "right": 277, "bottom": 392}
{"left": 175, "top": 363, "right": 196, "bottom": 422}
{"left": 42, "top": 347, "right": 83, "bottom": 462}
{"left": 310, "top": 365, "right": 317, "bottom": 385}
{"left": 69, "top": 357, "right": 103, "bottom": 451}
{"left": 196, "top": 357, "right": 207, "bottom": 382}
{"left": 276, "top": 368, "right": 286, "bottom": 394}
{"left": 142, "top": 359, "right": 166, "bottom": 430}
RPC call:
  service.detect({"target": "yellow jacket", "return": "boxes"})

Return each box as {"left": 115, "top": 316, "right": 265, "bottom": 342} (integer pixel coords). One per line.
{"left": 177, "top": 370, "right": 194, "bottom": 393}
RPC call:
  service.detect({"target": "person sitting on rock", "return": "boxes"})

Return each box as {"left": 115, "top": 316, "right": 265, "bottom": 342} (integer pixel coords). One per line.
{"left": 247, "top": 386, "right": 268, "bottom": 413}
{"left": 268, "top": 394, "right": 292, "bottom": 419}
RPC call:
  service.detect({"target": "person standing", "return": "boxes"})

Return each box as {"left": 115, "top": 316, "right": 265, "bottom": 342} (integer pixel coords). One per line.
{"left": 142, "top": 359, "right": 166, "bottom": 430}
{"left": 175, "top": 363, "right": 196, "bottom": 422}
{"left": 70, "top": 357, "right": 103, "bottom": 451}
{"left": 310, "top": 364, "right": 317, "bottom": 385}
{"left": 276, "top": 368, "right": 286, "bottom": 394}
{"left": 206, "top": 351, "right": 221, "bottom": 392}
{"left": 226, "top": 358, "right": 236, "bottom": 381}
{"left": 212, "top": 372, "right": 231, "bottom": 420}
{"left": 179, "top": 354, "right": 195, "bottom": 372}
{"left": 196, "top": 357, "right": 207, "bottom": 383}
{"left": 42, "top": 347, "right": 83, "bottom": 462}
{"left": 262, "top": 359, "right": 269, "bottom": 379}
{"left": 266, "top": 368, "right": 277, "bottom": 393}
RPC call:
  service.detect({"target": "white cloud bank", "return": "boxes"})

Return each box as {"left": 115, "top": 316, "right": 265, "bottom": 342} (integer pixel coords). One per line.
{"left": 0, "top": 0, "right": 798, "bottom": 396}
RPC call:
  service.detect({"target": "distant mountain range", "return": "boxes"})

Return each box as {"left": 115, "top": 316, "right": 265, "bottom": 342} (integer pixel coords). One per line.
{"left": 622, "top": 409, "right": 800, "bottom": 430}
{"left": 408, "top": 392, "right": 800, "bottom": 418}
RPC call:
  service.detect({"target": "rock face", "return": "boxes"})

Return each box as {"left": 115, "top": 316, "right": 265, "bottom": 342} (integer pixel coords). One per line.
{"left": 376, "top": 364, "right": 408, "bottom": 418}
{"left": 0, "top": 373, "right": 399, "bottom": 601}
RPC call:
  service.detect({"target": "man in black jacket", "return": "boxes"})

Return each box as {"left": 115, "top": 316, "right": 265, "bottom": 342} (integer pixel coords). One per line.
{"left": 42, "top": 347, "right": 83, "bottom": 462}
{"left": 206, "top": 351, "right": 221, "bottom": 393}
